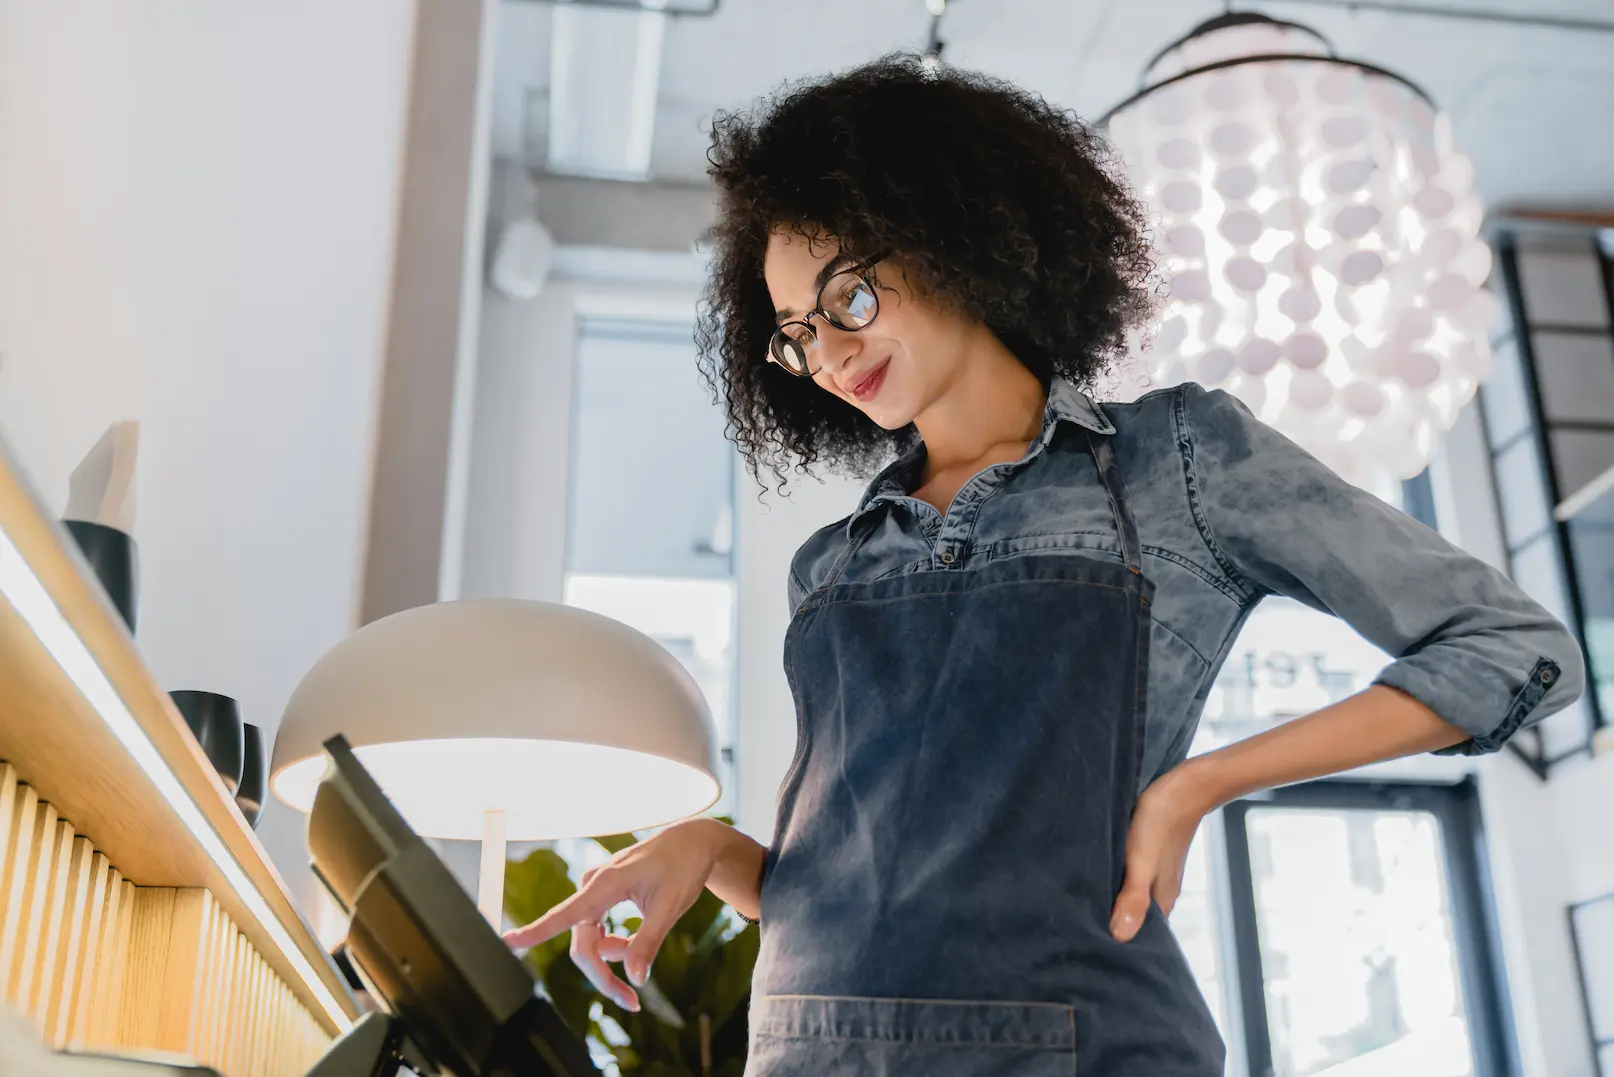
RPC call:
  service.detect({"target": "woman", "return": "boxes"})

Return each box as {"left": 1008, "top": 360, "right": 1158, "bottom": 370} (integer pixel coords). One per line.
{"left": 506, "top": 55, "right": 1583, "bottom": 1075}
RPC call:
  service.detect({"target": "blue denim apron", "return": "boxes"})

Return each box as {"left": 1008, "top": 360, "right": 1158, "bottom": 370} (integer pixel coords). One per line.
{"left": 747, "top": 432, "right": 1225, "bottom": 1076}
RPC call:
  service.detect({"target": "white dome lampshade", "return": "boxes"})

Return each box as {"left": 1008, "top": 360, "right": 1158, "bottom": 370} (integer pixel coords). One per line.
{"left": 1102, "top": 13, "right": 1496, "bottom": 487}
{"left": 270, "top": 599, "right": 722, "bottom": 922}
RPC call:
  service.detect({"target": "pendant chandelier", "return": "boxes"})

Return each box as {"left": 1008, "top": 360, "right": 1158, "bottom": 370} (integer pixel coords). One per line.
{"left": 1102, "top": 13, "right": 1496, "bottom": 484}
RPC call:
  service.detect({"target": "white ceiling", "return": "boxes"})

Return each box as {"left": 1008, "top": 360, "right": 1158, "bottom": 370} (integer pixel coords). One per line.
{"left": 492, "top": 0, "right": 1614, "bottom": 210}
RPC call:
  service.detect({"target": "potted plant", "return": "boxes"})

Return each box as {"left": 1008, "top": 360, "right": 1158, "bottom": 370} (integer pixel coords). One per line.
{"left": 506, "top": 823, "right": 759, "bottom": 1077}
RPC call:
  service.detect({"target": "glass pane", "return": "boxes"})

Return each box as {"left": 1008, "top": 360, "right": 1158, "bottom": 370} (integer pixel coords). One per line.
{"left": 565, "top": 319, "right": 739, "bottom": 814}
{"left": 1572, "top": 896, "right": 1614, "bottom": 1041}
{"left": 1194, "top": 598, "right": 1394, "bottom": 755}
{"left": 1517, "top": 247, "right": 1610, "bottom": 329}
{"left": 1510, "top": 532, "right": 1576, "bottom": 631}
{"left": 1532, "top": 332, "right": 1614, "bottom": 425}
{"left": 1568, "top": 477, "right": 1614, "bottom": 749}
{"left": 1494, "top": 436, "right": 1552, "bottom": 550}
{"left": 1246, "top": 806, "right": 1475, "bottom": 1077}
{"left": 1479, "top": 336, "right": 1532, "bottom": 447}
{"left": 1551, "top": 430, "right": 1614, "bottom": 509}
{"left": 1171, "top": 822, "right": 1233, "bottom": 1041}
{"left": 568, "top": 321, "right": 735, "bottom": 580}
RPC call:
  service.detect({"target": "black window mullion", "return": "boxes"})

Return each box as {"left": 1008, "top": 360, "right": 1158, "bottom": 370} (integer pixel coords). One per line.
{"left": 1435, "top": 779, "right": 1523, "bottom": 1077}
{"left": 1222, "top": 800, "right": 1276, "bottom": 1077}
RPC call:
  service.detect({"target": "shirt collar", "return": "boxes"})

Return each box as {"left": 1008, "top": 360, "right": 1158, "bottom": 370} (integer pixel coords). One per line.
{"left": 847, "top": 379, "right": 1114, "bottom": 530}
{"left": 1042, "top": 377, "right": 1116, "bottom": 439}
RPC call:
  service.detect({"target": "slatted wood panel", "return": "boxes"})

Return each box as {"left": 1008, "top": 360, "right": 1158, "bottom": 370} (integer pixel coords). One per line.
{"left": 0, "top": 762, "right": 329, "bottom": 1074}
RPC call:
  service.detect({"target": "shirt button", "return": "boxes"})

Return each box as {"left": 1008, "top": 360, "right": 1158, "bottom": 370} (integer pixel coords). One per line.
{"left": 1540, "top": 667, "right": 1557, "bottom": 685}
{"left": 939, "top": 550, "right": 955, "bottom": 564}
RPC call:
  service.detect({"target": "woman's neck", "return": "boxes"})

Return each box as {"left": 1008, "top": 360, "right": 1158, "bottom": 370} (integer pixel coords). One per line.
{"left": 913, "top": 337, "right": 1047, "bottom": 477}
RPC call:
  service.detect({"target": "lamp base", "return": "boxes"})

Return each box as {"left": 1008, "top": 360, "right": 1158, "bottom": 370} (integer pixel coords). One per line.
{"left": 477, "top": 808, "right": 508, "bottom": 927}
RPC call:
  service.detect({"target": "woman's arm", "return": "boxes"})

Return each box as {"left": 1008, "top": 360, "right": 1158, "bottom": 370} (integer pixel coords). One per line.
{"left": 698, "top": 819, "right": 768, "bottom": 921}
{"left": 1177, "top": 683, "right": 1466, "bottom": 803}
{"left": 1111, "top": 685, "right": 1464, "bottom": 940}
{"left": 1112, "top": 385, "right": 1586, "bottom": 941}
{"left": 1175, "top": 383, "right": 1583, "bottom": 752}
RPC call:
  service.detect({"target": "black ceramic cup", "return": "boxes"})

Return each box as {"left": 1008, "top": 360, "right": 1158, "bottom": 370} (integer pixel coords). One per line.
{"left": 236, "top": 723, "right": 266, "bottom": 828}
{"left": 170, "top": 690, "right": 245, "bottom": 795}
{"left": 64, "top": 520, "right": 138, "bottom": 632}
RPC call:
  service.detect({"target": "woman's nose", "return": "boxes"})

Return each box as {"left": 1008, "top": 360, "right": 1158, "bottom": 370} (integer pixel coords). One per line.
{"left": 811, "top": 321, "right": 862, "bottom": 376}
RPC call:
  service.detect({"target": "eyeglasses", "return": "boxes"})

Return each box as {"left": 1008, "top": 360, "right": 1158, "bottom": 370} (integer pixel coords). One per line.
{"left": 767, "top": 257, "right": 885, "bottom": 377}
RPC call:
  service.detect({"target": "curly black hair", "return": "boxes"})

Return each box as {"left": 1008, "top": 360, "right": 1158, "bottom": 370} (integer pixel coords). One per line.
{"left": 695, "top": 52, "right": 1158, "bottom": 491}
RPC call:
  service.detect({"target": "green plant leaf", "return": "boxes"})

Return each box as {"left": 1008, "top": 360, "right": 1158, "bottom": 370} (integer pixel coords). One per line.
{"left": 704, "top": 922, "right": 758, "bottom": 1031}
{"left": 505, "top": 847, "right": 578, "bottom": 979}
{"left": 593, "top": 830, "right": 638, "bottom": 855}
{"left": 545, "top": 953, "right": 598, "bottom": 1039}
{"left": 673, "top": 888, "right": 727, "bottom": 950}
{"left": 506, "top": 847, "right": 577, "bottom": 921}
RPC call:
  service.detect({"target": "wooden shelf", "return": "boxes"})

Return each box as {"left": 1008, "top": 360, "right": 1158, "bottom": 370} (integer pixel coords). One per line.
{"left": 0, "top": 441, "right": 359, "bottom": 1037}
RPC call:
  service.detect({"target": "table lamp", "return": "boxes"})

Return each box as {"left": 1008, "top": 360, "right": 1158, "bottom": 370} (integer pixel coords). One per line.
{"left": 270, "top": 598, "right": 721, "bottom": 924}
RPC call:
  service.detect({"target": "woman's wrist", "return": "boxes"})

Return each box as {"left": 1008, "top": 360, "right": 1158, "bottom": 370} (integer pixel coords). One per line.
{"left": 1159, "top": 753, "right": 1230, "bottom": 817}
{"left": 680, "top": 817, "right": 766, "bottom": 919}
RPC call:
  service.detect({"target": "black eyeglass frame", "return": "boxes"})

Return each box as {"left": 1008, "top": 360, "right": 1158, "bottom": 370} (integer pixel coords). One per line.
{"left": 767, "top": 254, "right": 889, "bottom": 377}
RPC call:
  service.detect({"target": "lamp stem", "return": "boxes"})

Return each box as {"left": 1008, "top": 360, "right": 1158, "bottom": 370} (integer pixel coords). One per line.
{"left": 477, "top": 808, "right": 508, "bottom": 927}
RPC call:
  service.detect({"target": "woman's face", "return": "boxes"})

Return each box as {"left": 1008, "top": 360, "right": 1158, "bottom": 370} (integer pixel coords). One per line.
{"left": 763, "top": 228, "right": 974, "bottom": 430}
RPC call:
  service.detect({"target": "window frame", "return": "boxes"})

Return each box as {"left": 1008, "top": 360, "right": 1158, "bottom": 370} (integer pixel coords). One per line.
{"left": 1220, "top": 777, "right": 1519, "bottom": 1077}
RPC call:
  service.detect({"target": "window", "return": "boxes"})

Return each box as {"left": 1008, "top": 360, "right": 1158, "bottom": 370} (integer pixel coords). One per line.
{"left": 1570, "top": 892, "right": 1614, "bottom": 1077}
{"left": 1223, "top": 782, "right": 1514, "bottom": 1077}
{"left": 1479, "top": 225, "right": 1611, "bottom": 772}
{"left": 563, "top": 316, "right": 739, "bottom": 816}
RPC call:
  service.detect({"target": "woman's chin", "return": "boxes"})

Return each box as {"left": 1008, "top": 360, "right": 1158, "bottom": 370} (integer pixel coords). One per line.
{"left": 860, "top": 404, "right": 913, "bottom": 431}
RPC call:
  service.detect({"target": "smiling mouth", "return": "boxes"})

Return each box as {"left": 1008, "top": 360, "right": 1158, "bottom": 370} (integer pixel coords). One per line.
{"left": 845, "top": 359, "right": 890, "bottom": 402}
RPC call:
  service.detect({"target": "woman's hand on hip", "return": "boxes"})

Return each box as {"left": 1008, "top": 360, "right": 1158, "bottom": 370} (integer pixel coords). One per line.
{"left": 501, "top": 818, "right": 732, "bottom": 1012}
{"left": 1111, "top": 760, "right": 1216, "bottom": 942}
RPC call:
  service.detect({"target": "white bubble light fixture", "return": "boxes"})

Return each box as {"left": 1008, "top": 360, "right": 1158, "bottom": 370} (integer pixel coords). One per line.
{"left": 1102, "top": 13, "right": 1496, "bottom": 484}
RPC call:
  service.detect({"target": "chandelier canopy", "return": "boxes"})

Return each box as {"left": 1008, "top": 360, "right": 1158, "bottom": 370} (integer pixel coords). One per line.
{"left": 1103, "top": 13, "right": 1495, "bottom": 484}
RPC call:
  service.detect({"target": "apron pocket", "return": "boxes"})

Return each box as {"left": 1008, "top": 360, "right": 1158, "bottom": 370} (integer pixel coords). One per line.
{"left": 747, "top": 994, "right": 1076, "bottom": 1077}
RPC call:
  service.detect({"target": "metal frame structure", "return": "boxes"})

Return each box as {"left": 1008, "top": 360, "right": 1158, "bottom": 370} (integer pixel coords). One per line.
{"left": 1401, "top": 469, "right": 1438, "bottom": 531}
{"left": 1221, "top": 778, "right": 1517, "bottom": 1077}
{"left": 1479, "top": 227, "right": 1613, "bottom": 779}
{"left": 1569, "top": 891, "right": 1614, "bottom": 1077}
{"left": 1099, "top": 12, "right": 1436, "bottom": 127}
{"left": 510, "top": 0, "right": 720, "bottom": 15}
{"left": 1257, "top": 0, "right": 1614, "bottom": 36}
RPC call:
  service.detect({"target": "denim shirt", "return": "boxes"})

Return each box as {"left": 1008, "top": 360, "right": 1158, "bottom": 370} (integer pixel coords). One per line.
{"left": 788, "top": 380, "right": 1586, "bottom": 787}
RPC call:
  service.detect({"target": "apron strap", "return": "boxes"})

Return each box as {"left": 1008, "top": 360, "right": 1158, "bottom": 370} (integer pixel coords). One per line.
{"left": 814, "top": 428, "right": 1144, "bottom": 600}
{"left": 816, "top": 513, "right": 877, "bottom": 597}
{"left": 1086, "top": 430, "right": 1144, "bottom": 575}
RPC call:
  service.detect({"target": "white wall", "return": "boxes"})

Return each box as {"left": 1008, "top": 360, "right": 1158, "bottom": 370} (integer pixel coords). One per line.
{"left": 361, "top": 0, "right": 498, "bottom": 623}
{"left": 0, "top": 2, "right": 418, "bottom": 905}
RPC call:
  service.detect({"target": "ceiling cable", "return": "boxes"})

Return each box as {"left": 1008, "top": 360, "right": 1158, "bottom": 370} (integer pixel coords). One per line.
{"left": 922, "top": 0, "right": 950, "bottom": 68}
{"left": 1253, "top": 0, "right": 1614, "bottom": 35}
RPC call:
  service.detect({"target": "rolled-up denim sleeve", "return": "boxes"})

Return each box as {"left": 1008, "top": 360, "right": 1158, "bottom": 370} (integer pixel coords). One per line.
{"left": 1180, "top": 384, "right": 1586, "bottom": 754}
